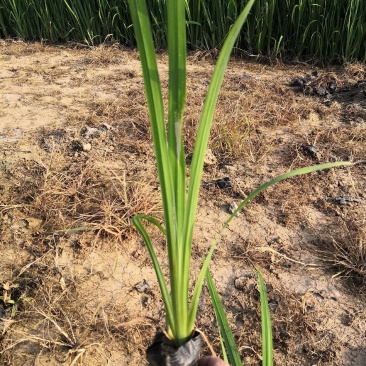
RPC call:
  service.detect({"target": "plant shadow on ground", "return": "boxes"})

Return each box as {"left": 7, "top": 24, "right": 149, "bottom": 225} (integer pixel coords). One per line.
{"left": 0, "top": 41, "right": 365, "bottom": 365}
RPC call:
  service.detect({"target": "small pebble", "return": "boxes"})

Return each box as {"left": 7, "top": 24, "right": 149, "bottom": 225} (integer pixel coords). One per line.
{"left": 82, "top": 143, "right": 92, "bottom": 152}
{"left": 234, "top": 277, "right": 247, "bottom": 291}
{"left": 215, "top": 177, "right": 233, "bottom": 189}
{"left": 102, "top": 122, "right": 113, "bottom": 130}
{"left": 71, "top": 140, "right": 83, "bottom": 151}
{"left": 17, "top": 218, "right": 29, "bottom": 229}
{"left": 229, "top": 201, "right": 240, "bottom": 217}
{"left": 204, "top": 148, "right": 217, "bottom": 166}
{"left": 134, "top": 279, "right": 150, "bottom": 293}
{"left": 317, "top": 86, "right": 326, "bottom": 96}
{"left": 301, "top": 144, "right": 318, "bottom": 160}
{"left": 81, "top": 126, "right": 100, "bottom": 139}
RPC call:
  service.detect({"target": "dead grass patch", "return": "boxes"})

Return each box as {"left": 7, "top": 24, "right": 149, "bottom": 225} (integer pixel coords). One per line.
{"left": 344, "top": 62, "right": 366, "bottom": 80}
{"left": 1, "top": 146, "right": 161, "bottom": 240}
{"left": 1, "top": 44, "right": 366, "bottom": 365}
{"left": 312, "top": 204, "right": 366, "bottom": 286}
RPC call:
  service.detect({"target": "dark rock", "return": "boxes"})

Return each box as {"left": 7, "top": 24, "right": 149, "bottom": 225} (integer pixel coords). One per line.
{"left": 328, "top": 81, "right": 337, "bottom": 94}
{"left": 134, "top": 279, "right": 150, "bottom": 293}
{"left": 234, "top": 276, "right": 247, "bottom": 291}
{"left": 268, "top": 299, "right": 279, "bottom": 312}
{"left": 71, "top": 140, "right": 83, "bottom": 151}
{"left": 333, "top": 196, "right": 362, "bottom": 206}
{"left": 301, "top": 144, "right": 318, "bottom": 160}
{"left": 317, "top": 86, "right": 326, "bottom": 96}
{"left": 215, "top": 177, "right": 233, "bottom": 189}
{"left": 241, "top": 73, "right": 251, "bottom": 80}
{"left": 290, "top": 78, "right": 305, "bottom": 87}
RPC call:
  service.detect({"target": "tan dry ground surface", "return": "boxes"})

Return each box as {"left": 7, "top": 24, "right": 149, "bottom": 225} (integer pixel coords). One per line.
{"left": 0, "top": 41, "right": 366, "bottom": 366}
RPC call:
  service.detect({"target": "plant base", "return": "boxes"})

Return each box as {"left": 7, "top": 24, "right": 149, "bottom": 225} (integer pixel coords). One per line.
{"left": 147, "top": 331, "right": 202, "bottom": 366}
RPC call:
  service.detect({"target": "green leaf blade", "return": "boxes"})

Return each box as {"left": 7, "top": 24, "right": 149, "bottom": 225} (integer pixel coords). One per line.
{"left": 206, "top": 270, "right": 242, "bottom": 366}
{"left": 227, "top": 162, "right": 353, "bottom": 226}
{"left": 128, "top": 0, "right": 182, "bottom": 341}
{"left": 183, "top": 0, "right": 256, "bottom": 292}
{"left": 166, "top": 0, "right": 190, "bottom": 345}
{"left": 257, "top": 269, "right": 273, "bottom": 366}
{"left": 189, "top": 161, "right": 352, "bottom": 330}
{"left": 132, "top": 215, "right": 175, "bottom": 337}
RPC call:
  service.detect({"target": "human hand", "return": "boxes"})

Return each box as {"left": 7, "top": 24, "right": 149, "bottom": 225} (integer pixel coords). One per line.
{"left": 198, "top": 356, "right": 230, "bottom": 366}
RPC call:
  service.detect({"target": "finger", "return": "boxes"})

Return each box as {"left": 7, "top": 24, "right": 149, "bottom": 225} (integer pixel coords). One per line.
{"left": 198, "top": 356, "right": 229, "bottom": 366}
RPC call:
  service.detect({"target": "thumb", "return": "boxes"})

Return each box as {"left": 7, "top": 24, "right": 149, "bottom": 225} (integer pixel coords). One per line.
{"left": 198, "top": 356, "right": 230, "bottom": 366}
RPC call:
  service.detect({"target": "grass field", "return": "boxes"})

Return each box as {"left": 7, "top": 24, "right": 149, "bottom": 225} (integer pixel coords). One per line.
{"left": 0, "top": 0, "right": 365, "bottom": 62}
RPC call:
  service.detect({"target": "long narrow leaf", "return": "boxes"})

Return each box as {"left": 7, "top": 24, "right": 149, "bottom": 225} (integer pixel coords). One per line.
{"left": 129, "top": 0, "right": 183, "bottom": 341}
{"left": 206, "top": 270, "right": 242, "bottom": 366}
{"left": 134, "top": 214, "right": 166, "bottom": 236}
{"left": 226, "top": 161, "right": 353, "bottom": 223}
{"left": 257, "top": 269, "right": 273, "bottom": 366}
{"left": 189, "top": 161, "right": 352, "bottom": 329}
{"left": 128, "top": 0, "right": 176, "bottom": 253}
{"left": 185, "top": 0, "right": 256, "bottom": 330}
{"left": 166, "top": 0, "right": 189, "bottom": 344}
{"left": 167, "top": 0, "right": 186, "bottom": 228}
{"left": 219, "top": 328, "right": 229, "bottom": 364}
{"left": 184, "top": 0, "right": 255, "bottom": 258}
{"left": 132, "top": 216, "right": 175, "bottom": 336}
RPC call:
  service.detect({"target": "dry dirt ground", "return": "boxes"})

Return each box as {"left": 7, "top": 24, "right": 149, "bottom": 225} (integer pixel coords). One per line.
{"left": 0, "top": 41, "right": 365, "bottom": 366}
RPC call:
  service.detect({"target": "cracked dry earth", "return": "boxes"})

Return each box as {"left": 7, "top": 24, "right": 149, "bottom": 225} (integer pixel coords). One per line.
{"left": 0, "top": 41, "right": 366, "bottom": 365}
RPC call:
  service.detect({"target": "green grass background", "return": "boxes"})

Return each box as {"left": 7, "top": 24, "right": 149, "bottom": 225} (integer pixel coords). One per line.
{"left": 0, "top": 0, "right": 365, "bottom": 62}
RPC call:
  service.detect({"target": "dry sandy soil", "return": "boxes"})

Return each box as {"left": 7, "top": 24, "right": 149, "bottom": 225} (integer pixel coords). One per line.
{"left": 0, "top": 40, "right": 365, "bottom": 365}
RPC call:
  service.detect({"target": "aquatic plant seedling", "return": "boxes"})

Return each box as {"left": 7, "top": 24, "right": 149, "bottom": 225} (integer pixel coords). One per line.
{"left": 128, "top": 0, "right": 353, "bottom": 352}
